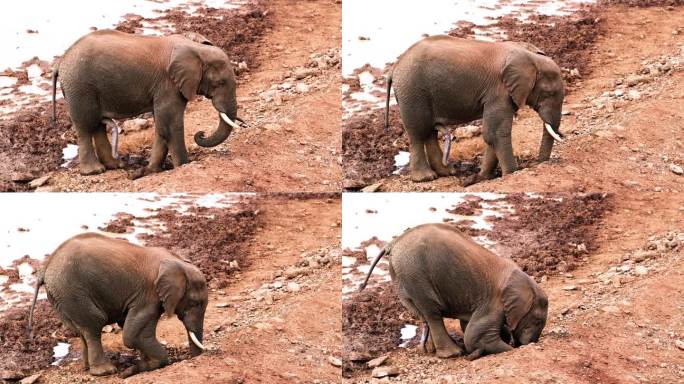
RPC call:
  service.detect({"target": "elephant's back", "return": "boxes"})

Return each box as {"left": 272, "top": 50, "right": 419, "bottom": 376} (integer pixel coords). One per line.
{"left": 389, "top": 224, "right": 509, "bottom": 307}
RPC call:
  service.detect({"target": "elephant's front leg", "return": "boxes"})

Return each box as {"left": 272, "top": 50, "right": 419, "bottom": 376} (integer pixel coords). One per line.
{"left": 120, "top": 309, "right": 168, "bottom": 378}
{"left": 155, "top": 97, "right": 189, "bottom": 168}
{"left": 483, "top": 104, "right": 517, "bottom": 176}
{"left": 463, "top": 311, "right": 513, "bottom": 360}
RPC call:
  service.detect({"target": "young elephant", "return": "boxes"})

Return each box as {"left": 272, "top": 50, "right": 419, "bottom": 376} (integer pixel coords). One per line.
{"left": 360, "top": 223, "right": 548, "bottom": 360}
{"left": 28, "top": 233, "right": 208, "bottom": 378}
{"left": 385, "top": 35, "right": 565, "bottom": 184}
{"left": 53, "top": 29, "right": 246, "bottom": 177}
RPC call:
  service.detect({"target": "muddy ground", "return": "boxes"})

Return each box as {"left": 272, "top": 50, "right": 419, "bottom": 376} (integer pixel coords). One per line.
{"left": 1, "top": 0, "right": 341, "bottom": 193}
{"left": 343, "top": 2, "right": 684, "bottom": 194}
{"left": 0, "top": 194, "right": 341, "bottom": 383}
{"left": 342, "top": 193, "right": 613, "bottom": 379}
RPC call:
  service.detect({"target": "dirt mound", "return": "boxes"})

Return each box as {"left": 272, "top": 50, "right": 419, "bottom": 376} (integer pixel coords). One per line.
{"left": 342, "top": 251, "right": 410, "bottom": 376}
{"left": 113, "top": 200, "right": 261, "bottom": 289}
{"left": 98, "top": 212, "right": 135, "bottom": 233}
{"left": 495, "top": 10, "right": 605, "bottom": 85}
{"left": 0, "top": 101, "right": 74, "bottom": 192}
{"left": 0, "top": 300, "right": 76, "bottom": 375}
{"left": 487, "top": 193, "right": 611, "bottom": 277}
{"left": 115, "top": 2, "right": 271, "bottom": 69}
{"left": 342, "top": 106, "right": 407, "bottom": 189}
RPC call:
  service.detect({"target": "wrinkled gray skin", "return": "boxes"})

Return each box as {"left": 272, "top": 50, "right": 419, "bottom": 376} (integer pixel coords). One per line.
{"left": 53, "top": 29, "right": 241, "bottom": 177}
{"left": 28, "top": 233, "right": 208, "bottom": 378}
{"left": 360, "top": 223, "right": 548, "bottom": 360}
{"left": 385, "top": 35, "right": 565, "bottom": 184}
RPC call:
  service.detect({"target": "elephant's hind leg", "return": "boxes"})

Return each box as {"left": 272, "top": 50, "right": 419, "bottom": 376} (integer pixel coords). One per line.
{"left": 93, "top": 123, "right": 121, "bottom": 170}
{"left": 68, "top": 97, "right": 106, "bottom": 175}
{"left": 80, "top": 327, "right": 117, "bottom": 376}
{"left": 425, "top": 129, "right": 455, "bottom": 177}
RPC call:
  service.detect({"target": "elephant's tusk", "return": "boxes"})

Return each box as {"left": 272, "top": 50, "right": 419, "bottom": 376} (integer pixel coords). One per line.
{"left": 219, "top": 112, "right": 241, "bottom": 130}
{"left": 189, "top": 331, "right": 206, "bottom": 351}
{"left": 544, "top": 123, "right": 563, "bottom": 143}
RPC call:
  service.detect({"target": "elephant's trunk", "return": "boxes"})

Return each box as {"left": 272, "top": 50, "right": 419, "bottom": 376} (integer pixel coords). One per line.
{"left": 194, "top": 112, "right": 234, "bottom": 148}
{"left": 182, "top": 313, "right": 205, "bottom": 356}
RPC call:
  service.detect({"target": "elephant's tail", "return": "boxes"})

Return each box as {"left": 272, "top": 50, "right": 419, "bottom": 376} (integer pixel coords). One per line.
{"left": 359, "top": 245, "right": 389, "bottom": 291}
{"left": 28, "top": 275, "right": 44, "bottom": 338}
{"left": 384, "top": 74, "right": 393, "bottom": 132}
{"left": 51, "top": 67, "right": 58, "bottom": 128}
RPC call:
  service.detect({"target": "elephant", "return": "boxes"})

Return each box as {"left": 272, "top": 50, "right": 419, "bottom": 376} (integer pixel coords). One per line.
{"left": 384, "top": 35, "right": 565, "bottom": 184}
{"left": 359, "top": 223, "right": 548, "bottom": 360}
{"left": 28, "top": 233, "right": 208, "bottom": 378}
{"left": 51, "top": 29, "right": 246, "bottom": 177}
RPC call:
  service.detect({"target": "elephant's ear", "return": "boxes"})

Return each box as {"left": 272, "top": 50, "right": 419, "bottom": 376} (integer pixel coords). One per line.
{"left": 501, "top": 269, "right": 535, "bottom": 330}
{"left": 501, "top": 51, "right": 538, "bottom": 109}
{"left": 168, "top": 46, "right": 202, "bottom": 102}
{"left": 155, "top": 258, "right": 187, "bottom": 318}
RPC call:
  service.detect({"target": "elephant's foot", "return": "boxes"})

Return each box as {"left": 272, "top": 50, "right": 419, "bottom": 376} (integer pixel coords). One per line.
{"left": 435, "top": 343, "right": 464, "bottom": 359}
{"left": 89, "top": 361, "right": 117, "bottom": 376}
{"left": 433, "top": 163, "right": 458, "bottom": 178}
{"left": 462, "top": 171, "right": 496, "bottom": 187}
{"left": 465, "top": 348, "right": 484, "bottom": 361}
{"left": 102, "top": 158, "right": 124, "bottom": 170}
{"left": 79, "top": 161, "right": 106, "bottom": 176}
{"left": 410, "top": 168, "right": 438, "bottom": 183}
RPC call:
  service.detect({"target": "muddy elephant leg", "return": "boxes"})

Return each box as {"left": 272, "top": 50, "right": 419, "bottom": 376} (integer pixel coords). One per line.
{"left": 424, "top": 315, "right": 463, "bottom": 358}
{"left": 538, "top": 127, "right": 554, "bottom": 162}
{"left": 155, "top": 98, "right": 189, "bottom": 169}
{"left": 80, "top": 328, "right": 116, "bottom": 376}
{"left": 75, "top": 125, "right": 105, "bottom": 176}
{"left": 120, "top": 309, "right": 167, "bottom": 378}
{"left": 463, "top": 311, "right": 513, "bottom": 360}
{"left": 462, "top": 144, "right": 499, "bottom": 187}
{"left": 80, "top": 335, "right": 89, "bottom": 371}
{"left": 426, "top": 129, "right": 455, "bottom": 177}
{"left": 67, "top": 97, "right": 106, "bottom": 175}
{"left": 482, "top": 104, "right": 517, "bottom": 176}
{"left": 93, "top": 123, "right": 121, "bottom": 170}
{"left": 400, "top": 108, "right": 437, "bottom": 182}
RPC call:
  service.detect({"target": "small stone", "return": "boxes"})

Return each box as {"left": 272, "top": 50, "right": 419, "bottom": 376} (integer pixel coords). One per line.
{"left": 327, "top": 356, "right": 342, "bottom": 367}
{"left": 29, "top": 175, "right": 50, "bottom": 188}
{"left": 361, "top": 182, "right": 382, "bottom": 193}
{"left": 20, "top": 374, "right": 41, "bottom": 384}
{"left": 215, "top": 302, "right": 230, "bottom": 308}
{"left": 102, "top": 325, "right": 114, "bottom": 333}
{"left": 372, "top": 366, "right": 399, "bottom": 378}
{"left": 669, "top": 164, "right": 683, "bottom": 175}
{"left": 627, "top": 89, "right": 641, "bottom": 100}
{"left": 562, "top": 285, "right": 577, "bottom": 291}
{"left": 1, "top": 371, "right": 26, "bottom": 381}
{"left": 675, "top": 340, "right": 684, "bottom": 351}
{"left": 634, "top": 266, "right": 648, "bottom": 276}
{"left": 601, "top": 305, "right": 621, "bottom": 314}
{"left": 295, "top": 83, "right": 310, "bottom": 93}
{"left": 287, "top": 282, "right": 300, "bottom": 292}
{"left": 367, "top": 355, "right": 388, "bottom": 368}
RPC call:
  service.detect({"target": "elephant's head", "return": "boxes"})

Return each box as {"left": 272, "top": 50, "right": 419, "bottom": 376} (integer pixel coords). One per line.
{"left": 155, "top": 257, "right": 209, "bottom": 357}
{"left": 167, "top": 42, "right": 244, "bottom": 148}
{"left": 501, "top": 269, "right": 549, "bottom": 347}
{"left": 501, "top": 47, "right": 566, "bottom": 161}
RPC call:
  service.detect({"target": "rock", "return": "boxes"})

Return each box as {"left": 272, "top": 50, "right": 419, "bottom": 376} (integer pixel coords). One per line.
{"left": 19, "top": 374, "right": 41, "bottom": 384}
{"left": 327, "top": 356, "right": 342, "bottom": 367}
{"left": 367, "top": 355, "right": 388, "bottom": 368}
{"left": 669, "top": 164, "right": 683, "bottom": 175}
{"left": 286, "top": 282, "right": 300, "bottom": 292}
{"left": 675, "top": 340, "right": 684, "bottom": 351}
{"left": 215, "top": 302, "right": 230, "bottom": 308}
{"left": 372, "top": 366, "right": 399, "bottom": 378}
{"left": 614, "top": 88, "right": 625, "bottom": 97}
{"left": 361, "top": 182, "right": 382, "bottom": 193}
{"left": 601, "top": 305, "right": 621, "bottom": 314}
{"left": 121, "top": 117, "right": 151, "bottom": 132}
{"left": 562, "top": 285, "right": 578, "bottom": 291}
{"left": 29, "top": 174, "right": 50, "bottom": 188}
{"left": 1, "top": 370, "right": 26, "bottom": 380}
{"left": 295, "top": 83, "right": 310, "bottom": 93}
{"left": 627, "top": 89, "right": 641, "bottom": 100}
{"left": 634, "top": 266, "right": 648, "bottom": 276}
{"left": 102, "top": 324, "right": 114, "bottom": 333}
